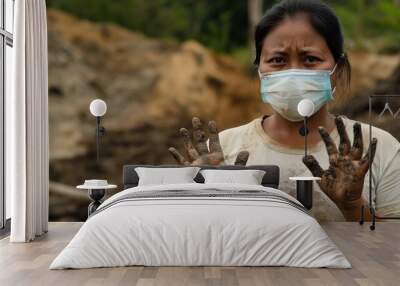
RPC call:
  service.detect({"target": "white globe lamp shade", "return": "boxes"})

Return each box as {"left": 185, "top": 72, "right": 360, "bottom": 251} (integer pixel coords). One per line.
{"left": 90, "top": 99, "right": 107, "bottom": 117}
{"left": 297, "top": 99, "right": 315, "bottom": 117}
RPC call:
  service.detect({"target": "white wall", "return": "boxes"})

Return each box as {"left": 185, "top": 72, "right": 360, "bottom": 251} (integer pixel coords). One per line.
{"left": 4, "top": 0, "right": 15, "bottom": 221}
{"left": 5, "top": 43, "right": 13, "bottom": 219}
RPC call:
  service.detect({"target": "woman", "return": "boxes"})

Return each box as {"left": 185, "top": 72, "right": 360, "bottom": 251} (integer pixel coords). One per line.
{"left": 168, "top": 0, "right": 400, "bottom": 221}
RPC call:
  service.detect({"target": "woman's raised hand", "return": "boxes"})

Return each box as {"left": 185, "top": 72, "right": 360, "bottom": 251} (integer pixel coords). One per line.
{"left": 168, "top": 117, "right": 249, "bottom": 166}
{"left": 302, "top": 116, "right": 378, "bottom": 220}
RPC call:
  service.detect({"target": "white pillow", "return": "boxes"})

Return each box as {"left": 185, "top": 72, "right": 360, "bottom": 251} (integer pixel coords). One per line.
{"left": 200, "top": 169, "right": 266, "bottom": 185}
{"left": 135, "top": 167, "right": 201, "bottom": 186}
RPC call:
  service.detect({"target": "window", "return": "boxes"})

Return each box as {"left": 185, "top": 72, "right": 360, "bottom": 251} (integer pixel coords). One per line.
{"left": 1, "top": 0, "right": 14, "bottom": 230}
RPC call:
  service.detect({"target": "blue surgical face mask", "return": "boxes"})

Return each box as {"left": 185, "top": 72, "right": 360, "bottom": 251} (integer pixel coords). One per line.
{"left": 258, "top": 65, "right": 337, "bottom": 122}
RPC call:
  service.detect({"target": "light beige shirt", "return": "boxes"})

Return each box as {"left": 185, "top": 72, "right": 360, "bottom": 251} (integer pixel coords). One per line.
{"left": 219, "top": 116, "right": 400, "bottom": 221}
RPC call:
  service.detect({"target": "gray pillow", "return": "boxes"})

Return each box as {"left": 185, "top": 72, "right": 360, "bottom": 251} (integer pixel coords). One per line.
{"left": 200, "top": 169, "right": 266, "bottom": 185}
{"left": 135, "top": 167, "right": 201, "bottom": 186}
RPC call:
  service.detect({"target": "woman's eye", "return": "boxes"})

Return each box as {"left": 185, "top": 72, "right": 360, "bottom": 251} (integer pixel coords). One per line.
{"left": 267, "top": 57, "right": 285, "bottom": 64}
{"left": 304, "top": 56, "right": 321, "bottom": 64}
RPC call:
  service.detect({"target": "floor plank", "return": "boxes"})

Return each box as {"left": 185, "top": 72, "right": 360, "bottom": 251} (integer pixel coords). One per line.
{"left": 0, "top": 222, "right": 399, "bottom": 286}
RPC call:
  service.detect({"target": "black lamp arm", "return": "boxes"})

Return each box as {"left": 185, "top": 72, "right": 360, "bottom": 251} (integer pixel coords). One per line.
{"left": 95, "top": 116, "right": 106, "bottom": 162}
{"left": 96, "top": 117, "right": 106, "bottom": 136}
{"left": 304, "top": 116, "right": 308, "bottom": 157}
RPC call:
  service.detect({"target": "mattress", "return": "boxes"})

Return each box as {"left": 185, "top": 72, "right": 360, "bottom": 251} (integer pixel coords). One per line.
{"left": 50, "top": 183, "right": 351, "bottom": 269}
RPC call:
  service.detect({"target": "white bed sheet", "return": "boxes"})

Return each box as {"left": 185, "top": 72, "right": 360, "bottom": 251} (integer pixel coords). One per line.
{"left": 50, "top": 183, "right": 350, "bottom": 269}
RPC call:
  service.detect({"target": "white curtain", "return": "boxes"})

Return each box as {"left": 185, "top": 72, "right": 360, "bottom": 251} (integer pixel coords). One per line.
{"left": 7, "top": 0, "right": 49, "bottom": 242}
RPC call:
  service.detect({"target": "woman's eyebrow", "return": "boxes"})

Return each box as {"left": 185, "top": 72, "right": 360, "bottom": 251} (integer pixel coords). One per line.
{"left": 298, "top": 47, "right": 323, "bottom": 54}
{"left": 265, "top": 49, "right": 287, "bottom": 55}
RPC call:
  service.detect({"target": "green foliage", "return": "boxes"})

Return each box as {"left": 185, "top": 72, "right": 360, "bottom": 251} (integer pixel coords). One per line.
{"left": 329, "top": 0, "right": 400, "bottom": 53}
{"left": 47, "top": 0, "right": 400, "bottom": 54}
{"left": 48, "top": 0, "right": 249, "bottom": 53}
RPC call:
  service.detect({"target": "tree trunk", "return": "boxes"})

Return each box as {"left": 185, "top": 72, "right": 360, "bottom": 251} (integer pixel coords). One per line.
{"left": 248, "top": 0, "right": 263, "bottom": 62}
{"left": 248, "top": 0, "right": 263, "bottom": 42}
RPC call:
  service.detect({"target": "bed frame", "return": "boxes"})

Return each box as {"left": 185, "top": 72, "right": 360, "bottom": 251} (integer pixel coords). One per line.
{"left": 123, "top": 165, "right": 280, "bottom": 190}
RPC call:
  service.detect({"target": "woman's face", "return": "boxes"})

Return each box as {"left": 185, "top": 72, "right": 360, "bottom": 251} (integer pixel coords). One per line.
{"left": 259, "top": 13, "right": 336, "bottom": 76}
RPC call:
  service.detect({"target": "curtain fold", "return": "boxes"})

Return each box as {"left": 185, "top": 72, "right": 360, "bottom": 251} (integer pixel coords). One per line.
{"left": 8, "top": 0, "right": 49, "bottom": 242}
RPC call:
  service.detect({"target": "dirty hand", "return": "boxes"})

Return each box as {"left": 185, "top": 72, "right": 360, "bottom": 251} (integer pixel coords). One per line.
{"left": 302, "top": 116, "right": 378, "bottom": 220}
{"left": 168, "top": 117, "right": 249, "bottom": 166}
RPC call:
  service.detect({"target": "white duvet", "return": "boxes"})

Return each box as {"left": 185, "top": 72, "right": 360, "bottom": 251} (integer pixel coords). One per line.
{"left": 50, "top": 183, "right": 351, "bottom": 269}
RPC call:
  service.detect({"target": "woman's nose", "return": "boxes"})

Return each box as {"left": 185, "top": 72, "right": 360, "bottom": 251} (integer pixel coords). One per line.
{"left": 288, "top": 60, "right": 303, "bottom": 69}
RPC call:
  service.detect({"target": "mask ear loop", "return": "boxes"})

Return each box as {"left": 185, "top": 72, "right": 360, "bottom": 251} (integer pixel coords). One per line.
{"left": 258, "top": 68, "right": 263, "bottom": 79}
{"left": 330, "top": 62, "right": 339, "bottom": 75}
{"left": 330, "top": 53, "right": 346, "bottom": 95}
{"left": 329, "top": 54, "right": 342, "bottom": 95}
{"left": 330, "top": 64, "right": 338, "bottom": 95}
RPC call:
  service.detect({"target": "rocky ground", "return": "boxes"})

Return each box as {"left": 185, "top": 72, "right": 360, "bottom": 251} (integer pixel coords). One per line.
{"left": 47, "top": 9, "right": 400, "bottom": 221}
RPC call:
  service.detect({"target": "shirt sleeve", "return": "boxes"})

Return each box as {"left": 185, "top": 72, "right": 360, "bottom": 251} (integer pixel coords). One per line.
{"left": 372, "top": 132, "right": 400, "bottom": 217}
{"left": 218, "top": 130, "right": 240, "bottom": 165}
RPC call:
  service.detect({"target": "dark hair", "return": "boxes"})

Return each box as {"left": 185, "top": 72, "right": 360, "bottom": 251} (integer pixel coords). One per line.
{"left": 254, "top": 0, "right": 351, "bottom": 87}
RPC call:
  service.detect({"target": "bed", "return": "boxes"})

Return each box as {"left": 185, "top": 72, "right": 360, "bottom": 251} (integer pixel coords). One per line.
{"left": 50, "top": 165, "right": 350, "bottom": 269}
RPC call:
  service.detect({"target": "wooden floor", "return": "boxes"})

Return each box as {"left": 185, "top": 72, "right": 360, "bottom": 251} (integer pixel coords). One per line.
{"left": 0, "top": 222, "right": 399, "bottom": 286}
